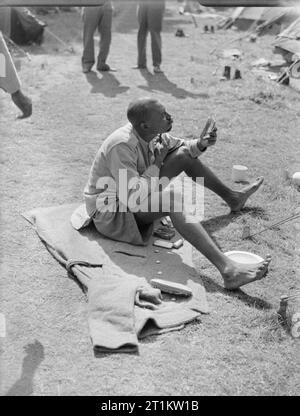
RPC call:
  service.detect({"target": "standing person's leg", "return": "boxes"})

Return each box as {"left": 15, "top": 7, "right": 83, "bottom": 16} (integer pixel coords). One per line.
{"left": 136, "top": 3, "right": 148, "bottom": 68}
{"left": 0, "top": 31, "right": 21, "bottom": 93}
{"left": 148, "top": 1, "right": 165, "bottom": 72}
{"left": 82, "top": 6, "right": 102, "bottom": 72}
{"left": 0, "top": 31, "right": 32, "bottom": 118}
{"left": 97, "top": 2, "right": 114, "bottom": 71}
{"left": 0, "top": 7, "right": 11, "bottom": 37}
{"left": 11, "top": 91, "right": 32, "bottom": 119}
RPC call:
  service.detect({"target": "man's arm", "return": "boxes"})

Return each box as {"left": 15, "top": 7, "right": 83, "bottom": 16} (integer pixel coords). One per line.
{"left": 184, "top": 127, "right": 218, "bottom": 158}
{"left": 104, "top": 144, "right": 161, "bottom": 211}
{"left": 160, "top": 131, "right": 216, "bottom": 159}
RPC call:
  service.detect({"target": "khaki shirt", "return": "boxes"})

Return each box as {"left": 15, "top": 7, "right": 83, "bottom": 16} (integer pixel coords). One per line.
{"left": 84, "top": 123, "right": 183, "bottom": 245}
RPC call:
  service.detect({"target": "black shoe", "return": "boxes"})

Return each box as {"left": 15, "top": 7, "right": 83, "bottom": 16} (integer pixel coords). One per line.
{"left": 97, "top": 63, "right": 116, "bottom": 72}
{"left": 82, "top": 64, "right": 93, "bottom": 73}
{"left": 153, "top": 65, "right": 163, "bottom": 74}
{"left": 132, "top": 65, "right": 147, "bottom": 69}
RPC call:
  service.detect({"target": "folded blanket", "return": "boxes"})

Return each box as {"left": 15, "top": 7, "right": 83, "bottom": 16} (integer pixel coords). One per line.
{"left": 23, "top": 204, "right": 209, "bottom": 353}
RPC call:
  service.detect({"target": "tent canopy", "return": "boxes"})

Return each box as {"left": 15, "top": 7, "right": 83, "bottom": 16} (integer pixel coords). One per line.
{"left": 273, "top": 17, "right": 300, "bottom": 58}
{"left": 0, "top": 7, "right": 46, "bottom": 45}
{"left": 225, "top": 6, "right": 300, "bottom": 33}
{"left": 198, "top": 0, "right": 300, "bottom": 5}
{"left": 1, "top": 1, "right": 103, "bottom": 6}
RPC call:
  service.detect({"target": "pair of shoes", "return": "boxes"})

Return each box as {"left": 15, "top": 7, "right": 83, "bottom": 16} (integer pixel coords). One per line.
{"left": 82, "top": 64, "right": 93, "bottom": 73}
{"left": 153, "top": 65, "right": 163, "bottom": 74}
{"left": 97, "top": 63, "right": 116, "bottom": 72}
{"left": 220, "top": 66, "right": 242, "bottom": 81}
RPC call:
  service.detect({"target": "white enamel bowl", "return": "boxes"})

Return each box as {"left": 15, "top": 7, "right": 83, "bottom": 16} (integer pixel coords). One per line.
{"left": 224, "top": 250, "right": 264, "bottom": 266}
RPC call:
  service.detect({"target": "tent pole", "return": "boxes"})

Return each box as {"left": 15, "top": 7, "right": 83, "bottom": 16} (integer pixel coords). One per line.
{"left": 3, "top": 33, "right": 31, "bottom": 61}
{"left": 44, "top": 27, "right": 75, "bottom": 53}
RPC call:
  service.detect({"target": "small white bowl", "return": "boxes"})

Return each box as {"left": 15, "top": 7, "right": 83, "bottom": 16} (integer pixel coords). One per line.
{"left": 224, "top": 250, "right": 264, "bottom": 265}
{"left": 292, "top": 172, "right": 300, "bottom": 186}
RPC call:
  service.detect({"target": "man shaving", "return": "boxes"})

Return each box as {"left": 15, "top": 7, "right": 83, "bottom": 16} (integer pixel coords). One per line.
{"left": 84, "top": 97, "right": 271, "bottom": 290}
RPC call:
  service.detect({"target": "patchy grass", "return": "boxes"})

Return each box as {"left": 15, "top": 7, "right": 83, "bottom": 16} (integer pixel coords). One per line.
{"left": 0, "top": 2, "right": 299, "bottom": 396}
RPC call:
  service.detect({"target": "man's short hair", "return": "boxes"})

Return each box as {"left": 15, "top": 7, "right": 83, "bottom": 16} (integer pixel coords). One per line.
{"left": 127, "top": 98, "right": 158, "bottom": 127}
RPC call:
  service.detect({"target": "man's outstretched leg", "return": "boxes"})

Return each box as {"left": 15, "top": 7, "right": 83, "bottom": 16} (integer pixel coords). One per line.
{"left": 135, "top": 187, "right": 271, "bottom": 290}
{"left": 160, "top": 146, "right": 264, "bottom": 212}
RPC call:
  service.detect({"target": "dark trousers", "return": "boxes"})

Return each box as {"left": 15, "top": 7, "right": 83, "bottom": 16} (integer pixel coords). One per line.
{"left": 137, "top": 0, "right": 165, "bottom": 67}
{"left": 82, "top": 3, "right": 113, "bottom": 68}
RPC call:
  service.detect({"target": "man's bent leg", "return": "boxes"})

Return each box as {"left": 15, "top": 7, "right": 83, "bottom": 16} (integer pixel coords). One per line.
{"left": 160, "top": 146, "right": 264, "bottom": 212}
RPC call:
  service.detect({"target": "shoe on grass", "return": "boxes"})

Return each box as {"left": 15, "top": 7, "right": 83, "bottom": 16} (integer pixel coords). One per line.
{"left": 97, "top": 63, "right": 116, "bottom": 72}
{"left": 133, "top": 64, "right": 147, "bottom": 69}
{"left": 82, "top": 64, "right": 93, "bottom": 73}
{"left": 153, "top": 65, "right": 163, "bottom": 74}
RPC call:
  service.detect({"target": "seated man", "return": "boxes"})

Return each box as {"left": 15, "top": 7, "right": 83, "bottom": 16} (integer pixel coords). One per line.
{"left": 0, "top": 31, "right": 32, "bottom": 119}
{"left": 84, "top": 97, "right": 271, "bottom": 290}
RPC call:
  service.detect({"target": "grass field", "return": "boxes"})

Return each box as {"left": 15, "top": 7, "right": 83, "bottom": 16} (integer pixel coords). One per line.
{"left": 0, "top": 2, "right": 299, "bottom": 396}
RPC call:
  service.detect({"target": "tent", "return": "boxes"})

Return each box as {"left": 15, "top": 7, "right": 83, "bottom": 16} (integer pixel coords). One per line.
{"left": 221, "top": 6, "right": 299, "bottom": 34}
{"left": 256, "top": 8, "right": 299, "bottom": 35}
{"left": 273, "top": 17, "right": 300, "bottom": 61}
{"left": 10, "top": 7, "right": 46, "bottom": 45}
{"left": 0, "top": 7, "right": 46, "bottom": 45}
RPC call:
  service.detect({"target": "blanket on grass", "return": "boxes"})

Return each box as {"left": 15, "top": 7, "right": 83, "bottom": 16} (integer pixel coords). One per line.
{"left": 23, "top": 203, "right": 209, "bottom": 353}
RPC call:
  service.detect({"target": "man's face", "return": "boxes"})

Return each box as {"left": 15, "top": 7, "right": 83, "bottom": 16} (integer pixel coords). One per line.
{"left": 146, "top": 101, "right": 173, "bottom": 137}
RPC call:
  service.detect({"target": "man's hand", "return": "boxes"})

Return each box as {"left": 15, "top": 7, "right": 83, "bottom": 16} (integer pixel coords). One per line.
{"left": 154, "top": 135, "right": 169, "bottom": 167}
{"left": 198, "top": 126, "right": 217, "bottom": 150}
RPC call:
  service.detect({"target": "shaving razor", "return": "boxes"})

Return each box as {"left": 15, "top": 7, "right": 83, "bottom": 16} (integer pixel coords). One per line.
{"left": 200, "top": 117, "right": 216, "bottom": 138}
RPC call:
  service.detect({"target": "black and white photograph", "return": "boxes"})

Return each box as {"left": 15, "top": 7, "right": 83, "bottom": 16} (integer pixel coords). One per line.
{"left": 0, "top": 0, "right": 299, "bottom": 399}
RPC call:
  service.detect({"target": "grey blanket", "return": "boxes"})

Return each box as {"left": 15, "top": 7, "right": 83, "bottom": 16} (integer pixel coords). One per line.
{"left": 23, "top": 203, "right": 209, "bottom": 353}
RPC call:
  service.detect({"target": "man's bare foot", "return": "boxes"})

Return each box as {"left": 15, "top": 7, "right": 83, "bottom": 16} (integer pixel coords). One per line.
{"left": 229, "top": 177, "right": 264, "bottom": 212}
{"left": 11, "top": 90, "right": 32, "bottom": 119}
{"left": 222, "top": 254, "right": 271, "bottom": 290}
